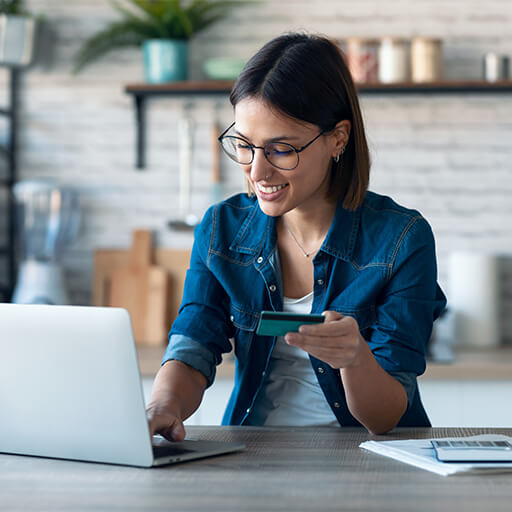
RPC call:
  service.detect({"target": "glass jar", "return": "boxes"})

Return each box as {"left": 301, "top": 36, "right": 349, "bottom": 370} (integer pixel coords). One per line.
{"left": 411, "top": 37, "right": 443, "bottom": 83}
{"left": 345, "top": 37, "right": 379, "bottom": 84}
{"left": 378, "top": 37, "right": 410, "bottom": 83}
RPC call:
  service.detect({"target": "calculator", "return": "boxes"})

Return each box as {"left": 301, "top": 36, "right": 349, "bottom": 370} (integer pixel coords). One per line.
{"left": 432, "top": 438, "right": 512, "bottom": 462}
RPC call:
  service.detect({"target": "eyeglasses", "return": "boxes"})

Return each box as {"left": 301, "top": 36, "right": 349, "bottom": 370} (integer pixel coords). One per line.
{"left": 218, "top": 122, "right": 326, "bottom": 171}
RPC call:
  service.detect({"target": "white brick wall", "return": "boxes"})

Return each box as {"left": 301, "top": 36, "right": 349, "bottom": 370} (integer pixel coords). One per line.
{"left": 2, "top": 1, "right": 512, "bottom": 341}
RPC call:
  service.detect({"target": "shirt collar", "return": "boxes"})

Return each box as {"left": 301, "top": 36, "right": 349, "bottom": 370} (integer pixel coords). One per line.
{"left": 230, "top": 196, "right": 361, "bottom": 262}
{"left": 321, "top": 199, "right": 361, "bottom": 262}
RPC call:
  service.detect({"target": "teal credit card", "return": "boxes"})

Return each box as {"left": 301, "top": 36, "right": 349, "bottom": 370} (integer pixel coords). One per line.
{"left": 256, "top": 311, "right": 325, "bottom": 337}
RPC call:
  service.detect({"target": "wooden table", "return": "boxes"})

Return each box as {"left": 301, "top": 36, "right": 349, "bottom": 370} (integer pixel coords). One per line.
{"left": 1, "top": 427, "right": 512, "bottom": 511}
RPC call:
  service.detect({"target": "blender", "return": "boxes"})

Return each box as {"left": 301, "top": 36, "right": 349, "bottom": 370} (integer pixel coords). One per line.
{"left": 12, "top": 180, "right": 80, "bottom": 305}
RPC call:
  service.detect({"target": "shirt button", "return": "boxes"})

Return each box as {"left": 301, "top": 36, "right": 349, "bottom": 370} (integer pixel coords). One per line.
{"left": 317, "top": 367, "right": 325, "bottom": 374}
{"left": 230, "top": 315, "right": 234, "bottom": 322}
{"left": 246, "top": 408, "right": 251, "bottom": 414}
{"left": 262, "top": 371, "right": 266, "bottom": 377}
{"left": 269, "top": 284, "right": 277, "bottom": 292}
{"left": 317, "top": 279, "right": 324, "bottom": 286}
{"left": 257, "top": 256, "right": 263, "bottom": 263}
{"left": 333, "top": 402, "right": 341, "bottom": 409}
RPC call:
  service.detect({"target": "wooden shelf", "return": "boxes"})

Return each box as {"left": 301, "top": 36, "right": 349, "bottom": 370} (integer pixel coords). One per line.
{"left": 124, "top": 79, "right": 512, "bottom": 169}
{"left": 359, "top": 79, "right": 512, "bottom": 94}
{"left": 125, "top": 79, "right": 512, "bottom": 96}
{"left": 125, "top": 80, "right": 235, "bottom": 96}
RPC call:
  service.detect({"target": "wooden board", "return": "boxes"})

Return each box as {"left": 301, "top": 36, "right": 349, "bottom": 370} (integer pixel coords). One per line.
{"left": 107, "top": 231, "right": 170, "bottom": 346}
{"left": 92, "top": 246, "right": 191, "bottom": 344}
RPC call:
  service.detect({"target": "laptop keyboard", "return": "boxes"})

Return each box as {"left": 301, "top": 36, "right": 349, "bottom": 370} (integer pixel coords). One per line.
{"left": 152, "top": 444, "right": 195, "bottom": 459}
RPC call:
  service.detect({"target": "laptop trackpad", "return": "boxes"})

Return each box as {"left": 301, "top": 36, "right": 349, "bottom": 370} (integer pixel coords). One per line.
{"left": 152, "top": 443, "right": 194, "bottom": 458}
{"left": 151, "top": 435, "right": 245, "bottom": 464}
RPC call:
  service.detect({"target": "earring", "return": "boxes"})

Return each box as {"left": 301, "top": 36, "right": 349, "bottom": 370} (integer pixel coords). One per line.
{"left": 334, "top": 146, "right": 346, "bottom": 163}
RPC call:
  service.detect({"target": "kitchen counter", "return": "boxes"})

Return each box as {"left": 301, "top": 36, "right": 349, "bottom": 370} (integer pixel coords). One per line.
{"left": 423, "top": 347, "right": 512, "bottom": 380}
{"left": 136, "top": 346, "right": 236, "bottom": 378}
{"left": 136, "top": 346, "right": 512, "bottom": 381}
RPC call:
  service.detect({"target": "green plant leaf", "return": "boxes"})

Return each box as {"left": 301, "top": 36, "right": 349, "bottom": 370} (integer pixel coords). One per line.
{"left": 73, "top": 0, "right": 257, "bottom": 72}
{"left": 124, "top": 0, "right": 169, "bottom": 38}
{"left": 72, "top": 20, "right": 149, "bottom": 73}
{"left": 185, "top": 0, "right": 256, "bottom": 33}
{"left": 0, "top": 0, "right": 28, "bottom": 15}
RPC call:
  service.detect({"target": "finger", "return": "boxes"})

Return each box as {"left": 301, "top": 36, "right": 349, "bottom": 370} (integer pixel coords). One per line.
{"left": 147, "top": 410, "right": 186, "bottom": 442}
{"left": 286, "top": 332, "right": 354, "bottom": 350}
{"left": 169, "top": 421, "right": 186, "bottom": 442}
{"left": 287, "top": 341, "right": 342, "bottom": 366}
{"left": 158, "top": 420, "right": 186, "bottom": 442}
{"left": 298, "top": 316, "right": 357, "bottom": 336}
{"left": 147, "top": 413, "right": 158, "bottom": 437}
{"left": 286, "top": 340, "right": 357, "bottom": 368}
{"left": 322, "top": 310, "right": 344, "bottom": 322}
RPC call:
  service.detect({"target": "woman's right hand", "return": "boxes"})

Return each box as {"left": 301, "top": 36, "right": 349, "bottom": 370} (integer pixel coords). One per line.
{"left": 145, "top": 359, "right": 207, "bottom": 443}
{"left": 146, "top": 400, "right": 186, "bottom": 442}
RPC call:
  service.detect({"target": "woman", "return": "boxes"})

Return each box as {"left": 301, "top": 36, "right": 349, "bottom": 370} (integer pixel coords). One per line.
{"left": 147, "top": 33, "right": 446, "bottom": 440}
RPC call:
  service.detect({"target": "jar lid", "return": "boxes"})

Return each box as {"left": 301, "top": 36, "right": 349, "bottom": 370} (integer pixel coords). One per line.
{"left": 411, "top": 36, "right": 442, "bottom": 44}
{"left": 346, "top": 36, "right": 380, "bottom": 45}
{"left": 380, "top": 36, "right": 409, "bottom": 44}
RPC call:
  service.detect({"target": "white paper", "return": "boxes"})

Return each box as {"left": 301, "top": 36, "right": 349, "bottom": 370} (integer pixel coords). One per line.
{"left": 360, "top": 434, "right": 512, "bottom": 476}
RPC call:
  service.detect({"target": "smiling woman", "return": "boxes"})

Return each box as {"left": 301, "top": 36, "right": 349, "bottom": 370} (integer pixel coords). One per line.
{"left": 228, "top": 33, "right": 370, "bottom": 212}
{"left": 146, "top": 33, "right": 447, "bottom": 441}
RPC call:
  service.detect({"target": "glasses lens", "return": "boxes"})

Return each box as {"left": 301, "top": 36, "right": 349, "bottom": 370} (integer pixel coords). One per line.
{"left": 220, "top": 136, "right": 253, "bottom": 165}
{"left": 264, "top": 143, "right": 299, "bottom": 170}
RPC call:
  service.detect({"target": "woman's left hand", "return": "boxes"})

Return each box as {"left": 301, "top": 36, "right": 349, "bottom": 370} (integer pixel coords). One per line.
{"left": 285, "top": 310, "right": 364, "bottom": 369}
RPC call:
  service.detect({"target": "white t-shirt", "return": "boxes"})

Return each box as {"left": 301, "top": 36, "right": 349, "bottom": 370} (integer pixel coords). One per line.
{"left": 247, "top": 292, "right": 339, "bottom": 427}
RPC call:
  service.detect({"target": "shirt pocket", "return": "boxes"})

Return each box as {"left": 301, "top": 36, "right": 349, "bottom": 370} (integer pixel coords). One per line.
{"left": 229, "top": 305, "right": 259, "bottom": 359}
{"left": 229, "top": 305, "right": 259, "bottom": 331}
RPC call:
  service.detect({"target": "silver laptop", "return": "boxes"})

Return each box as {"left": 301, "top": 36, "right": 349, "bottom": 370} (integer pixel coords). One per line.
{"left": 0, "top": 303, "right": 244, "bottom": 467}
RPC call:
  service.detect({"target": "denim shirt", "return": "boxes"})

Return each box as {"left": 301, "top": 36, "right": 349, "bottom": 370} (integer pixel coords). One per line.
{"left": 163, "top": 191, "right": 447, "bottom": 428}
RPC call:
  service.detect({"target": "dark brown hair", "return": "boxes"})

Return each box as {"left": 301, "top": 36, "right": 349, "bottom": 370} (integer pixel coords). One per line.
{"left": 230, "top": 32, "right": 370, "bottom": 210}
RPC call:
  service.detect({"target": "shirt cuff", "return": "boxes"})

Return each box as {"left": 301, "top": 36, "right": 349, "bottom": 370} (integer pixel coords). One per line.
{"left": 162, "top": 334, "right": 217, "bottom": 388}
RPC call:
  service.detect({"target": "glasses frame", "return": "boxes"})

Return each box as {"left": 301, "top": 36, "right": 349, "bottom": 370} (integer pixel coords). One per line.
{"left": 218, "top": 122, "right": 327, "bottom": 171}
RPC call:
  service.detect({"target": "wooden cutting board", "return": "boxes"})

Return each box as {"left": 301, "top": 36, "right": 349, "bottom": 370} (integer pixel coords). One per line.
{"left": 107, "top": 230, "right": 170, "bottom": 346}
{"left": 93, "top": 244, "right": 191, "bottom": 346}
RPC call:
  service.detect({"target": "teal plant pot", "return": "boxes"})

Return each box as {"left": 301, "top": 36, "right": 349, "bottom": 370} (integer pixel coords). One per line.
{"left": 143, "top": 39, "right": 188, "bottom": 83}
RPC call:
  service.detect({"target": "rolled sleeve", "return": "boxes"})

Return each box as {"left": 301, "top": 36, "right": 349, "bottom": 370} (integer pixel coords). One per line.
{"left": 369, "top": 217, "right": 447, "bottom": 376}
{"left": 162, "top": 334, "right": 218, "bottom": 388}
{"left": 387, "top": 370, "right": 417, "bottom": 410}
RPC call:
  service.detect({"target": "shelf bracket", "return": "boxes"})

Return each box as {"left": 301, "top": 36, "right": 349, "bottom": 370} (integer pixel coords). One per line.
{"left": 133, "top": 93, "right": 146, "bottom": 170}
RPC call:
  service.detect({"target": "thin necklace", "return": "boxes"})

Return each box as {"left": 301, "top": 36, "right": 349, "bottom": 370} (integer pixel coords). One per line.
{"left": 282, "top": 219, "right": 324, "bottom": 258}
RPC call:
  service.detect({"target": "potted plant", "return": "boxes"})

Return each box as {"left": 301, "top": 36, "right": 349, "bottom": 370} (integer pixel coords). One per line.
{"left": 0, "top": 0, "right": 37, "bottom": 67}
{"left": 73, "top": 0, "right": 252, "bottom": 83}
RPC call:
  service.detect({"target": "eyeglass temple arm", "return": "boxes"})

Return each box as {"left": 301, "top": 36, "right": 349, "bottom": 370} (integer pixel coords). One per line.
{"left": 296, "top": 131, "right": 326, "bottom": 153}
{"left": 218, "top": 121, "right": 235, "bottom": 141}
